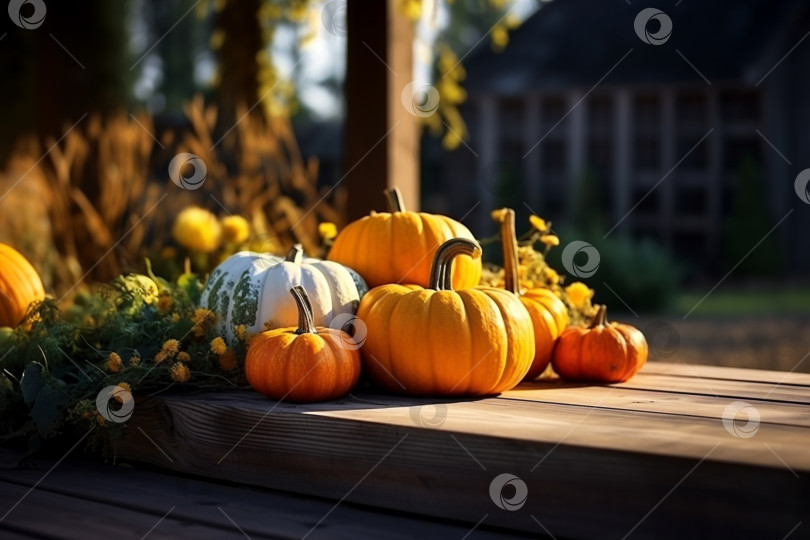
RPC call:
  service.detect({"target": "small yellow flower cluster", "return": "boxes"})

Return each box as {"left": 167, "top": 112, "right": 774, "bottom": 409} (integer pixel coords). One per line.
{"left": 171, "top": 207, "right": 252, "bottom": 255}
{"left": 192, "top": 308, "right": 216, "bottom": 338}
{"left": 157, "top": 290, "right": 174, "bottom": 312}
{"left": 107, "top": 352, "right": 123, "bottom": 373}
{"left": 234, "top": 324, "right": 247, "bottom": 342}
{"left": 210, "top": 337, "right": 227, "bottom": 355}
{"left": 154, "top": 339, "right": 180, "bottom": 364}
{"left": 222, "top": 215, "right": 250, "bottom": 244}
{"left": 318, "top": 222, "right": 337, "bottom": 241}
{"left": 170, "top": 362, "right": 191, "bottom": 383}
{"left": 129, "top": 354, "right": 141, "bottom": 367}
{"left": 210, "top": 337, "right": 237, "bottom": 372}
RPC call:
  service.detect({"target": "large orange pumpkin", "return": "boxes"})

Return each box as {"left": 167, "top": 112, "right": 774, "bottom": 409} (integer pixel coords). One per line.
{"left": 327, "top": 187, "right": 481, "bottom": 289}
{"left": 493, "top": 209, "right": 568, "bottom": 380}
{"left": 245, "top": 286, "right": 361, "bottom": 403}
{"left": 552, "top": 305, "right": 648, "bottom": 383}
{"left": 0, "top": 243, "right": 45, "bottom": 327}
{"left": 356, "top": 238, "right": 534, "bottom": 396}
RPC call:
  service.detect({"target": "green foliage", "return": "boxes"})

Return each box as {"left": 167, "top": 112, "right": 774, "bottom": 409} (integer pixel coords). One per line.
{"left": 724, "top": 156, "right": 782, "bottom": 276}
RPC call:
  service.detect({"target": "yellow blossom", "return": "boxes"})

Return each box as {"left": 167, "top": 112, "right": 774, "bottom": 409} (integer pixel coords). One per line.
{"left": 157, "top": 290, "right": 174, "bottom": 312}
{"left": 192, "top": 308, "right": 215, "bottom": 328}
{"left": 129, "top": 355, "right": 141, "bottom": 367}
{"left": 491, "top": 24, "right": 509, "bottom": 51}
{"left": 210, "top": 337, "right": 227, "bottom": 355}
{"left": 565, "top": 282, "right": 594, "bottom": 310}
{"left": 235, "top": 325, "right": 247, "bottom": 342}
{"left": 177, "top": 351, "right": 191, "bottom": 363}
{"left": 172, "top": 207, "right": 222, "bottom": 253}
{"left": 171, "top": 313, "right": 180, "bottom": 323}
{"left": 170, "top": 362, "right": 191, "bottom": 383}
{"left": 543, "top": 267, "right": 560, "bottom": 285}
{"left": 490, "top": 208, "right": 508, "bottom": 222}
{"left": 221, "top": 215, "right": 250, "bottom": 244}
{"left": 540, "top": 234, "right": 560, "bottom": 247}
{"left": 318, "top": 222, "right": 338, "bottom": 240}
{"left": 218, "top": 351, "right": 237, "bottom": 372}
{"left": 107, "top": 352, "right": 123, "bottom": 373}
{"left": 161, "top": 339, "right": 180, "bottom": 359}
{"left": 529, "top": 215, "right": 548, "bottom": 233}
{"left": 154, "top": 350, "right": 168, "bottom": 364}
{"left": 397, "top": 0, "right": 421, "bottom": 20}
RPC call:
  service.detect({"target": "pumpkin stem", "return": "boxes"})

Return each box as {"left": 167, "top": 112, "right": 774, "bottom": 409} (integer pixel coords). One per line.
{"left": 589, "top": 305, "right": 608, "bottom": 329}
{"left": 290, "top": 286, "right": 317, "bottom": 334}
{"left": 494, "top": 208, "right": 521, "bottom": 295}
{"left": 428, "top": 238, "right": 482, "bottom": 291}
{"left": 285, "top": 243, "right": 304, "bottom": 264}
{"left": 384, "top": 187, "right": 405, "bottom": 213}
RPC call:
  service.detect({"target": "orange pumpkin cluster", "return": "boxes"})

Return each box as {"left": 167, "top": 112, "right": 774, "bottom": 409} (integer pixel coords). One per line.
{"left": 243, "top": 188, "right": 649, "bottom": 403}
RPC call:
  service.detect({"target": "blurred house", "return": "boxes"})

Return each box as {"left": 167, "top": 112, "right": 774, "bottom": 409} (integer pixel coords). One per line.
{"left": 438, "top": 0, "right": 810, "bottom": 274}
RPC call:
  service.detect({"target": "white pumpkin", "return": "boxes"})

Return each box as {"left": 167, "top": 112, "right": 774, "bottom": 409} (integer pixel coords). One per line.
{"left": 200, "top": 245, "right": 368, "bottom": 344}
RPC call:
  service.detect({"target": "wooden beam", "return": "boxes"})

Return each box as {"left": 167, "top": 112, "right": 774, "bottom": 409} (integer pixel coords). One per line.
{"left": 344, "top": 0, "right": 419, "bottom": 219}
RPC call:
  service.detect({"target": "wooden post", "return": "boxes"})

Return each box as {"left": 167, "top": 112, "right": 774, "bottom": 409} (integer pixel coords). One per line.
{"left": 344, "top": 0, "right": 419, "bottom": 219}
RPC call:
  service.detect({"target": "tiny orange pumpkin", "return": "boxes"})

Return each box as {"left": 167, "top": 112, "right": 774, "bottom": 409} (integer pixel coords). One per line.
{"left": 0, "top": 243, "right": 46, "bottom": 327}
{"left": 551, "top": 305, "right": 648, "bottom": 383}
{"left": 493, "top": 209, "right": 568, "bottom": 380}
{"left": 245, "top": 286, "right": 361, "bottom": 403}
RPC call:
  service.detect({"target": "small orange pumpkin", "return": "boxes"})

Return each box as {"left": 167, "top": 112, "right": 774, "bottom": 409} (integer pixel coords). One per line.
{"left": 356, "top": 238, "right": 535, "bottom": 396}
{"left": 493, "top": 209, "right": 568, "bottom": 380}
{"left": 245, "top": 286, "right": 361, "bottom": 403}
{"left": 0, "top": 243, "right": 46, "bottom": 327}
{"left": 327, "top": 187, "right": 481, "bottom": 289}
{"left": 552, "top": 305, "right": 648, "bottom": 383}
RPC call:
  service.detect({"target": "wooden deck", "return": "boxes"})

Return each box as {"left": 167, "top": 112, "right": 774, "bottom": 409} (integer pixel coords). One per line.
{"left": 2, "top": 361, "right": 809, "bottom": 539}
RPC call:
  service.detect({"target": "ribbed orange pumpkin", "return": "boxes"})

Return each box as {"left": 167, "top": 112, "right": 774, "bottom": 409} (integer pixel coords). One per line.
{"left": 245, "top": 286, "right": 361, "bottom": 403}
{"left": 493, "top": 209, "right": 568, "bottom": 380}
{"left": 0, "top": 243, "right": 46, "bottom": 327}
{"left": 327, "top": 187, "right": 481, "bottom": 289}
{"left": 356, "top": 238, "right": 534, "bottom": 396}
{"left": 552, "top": 305, "right": 648, "bottom": 383}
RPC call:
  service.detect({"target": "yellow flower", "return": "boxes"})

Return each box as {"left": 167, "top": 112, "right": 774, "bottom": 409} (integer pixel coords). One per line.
{"left": 397, "top": 0, "right": 421, "bottom": 20}
{"left": 157, "top": 290, "right": 174, "bottom": 312}
{"left": 318, "top": 222, "right": 338, "bottom": 241}
{"left": 161, "top": 339, "right": 180, "bottom": 358}
{"left": 177, "top": 351, "right": 191, "bottom": 363}
{"left": 540, "top": 234, "right": 560, "bottom": 247}
{"left": 218, "top": 351, "right": 237, "bottom": 372}
{"left": 235, "top": 324, "right": 247, "bottom": 342}
{"left": 107, "top": 352, "right": 123, "bottom": 373}
{"left": 490, "top": 208, "right": 508, "bottom": 222}
{"left": 491, "top": 24, "right": 509, "bottom": 51}
{"left": 172, "top": 207, "right": 222, "bottom": 253}
{"left": 192, "top": 308, "right": 215, "bottom": 327}
{"left": 543, "top": 267, "right": 560, "bottom": 285}
{"left": 129, "top": 355, "right": 141, "bottom": 367}
{"left": 565, "top": 282, "right": 594, "bottom": 310}
{"left": 529, "top": 215, "right": 548, "bottom": 233}
{"left": 210, "top": 337, "right": 227, "bottom": 355}
{"left": 221, "top": 215, "right": 250, "bottom": 244}
{"left": 170, "top": 363, "right": 191, "bottom": 383}
{"left": 171, "top": 313, "right": 180, "bottom": 323}
{"left": 154, "top": 350, "right": 168, "bottom": 364}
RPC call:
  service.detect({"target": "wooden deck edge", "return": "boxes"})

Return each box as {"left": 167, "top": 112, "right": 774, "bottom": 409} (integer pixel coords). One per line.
{"left": 117, "top": 394, "right": 809, "bottom": 539}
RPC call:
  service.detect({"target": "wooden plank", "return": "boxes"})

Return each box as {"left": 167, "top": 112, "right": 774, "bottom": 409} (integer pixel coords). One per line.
{"left": 501, "top": 382, "right": 810, "bottom": 427}
{"left": 643, "top": 361, "right": 810, "bottom": 386}
{"left": 115, "top": 387, "right": 810, "bottom": 539}
{"left": 0, "top": 451, "right": 520, "bottom": 539}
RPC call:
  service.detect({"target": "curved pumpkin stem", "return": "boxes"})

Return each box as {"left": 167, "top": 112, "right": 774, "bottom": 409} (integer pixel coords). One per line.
{"left": 384, "top": 187, "right": 405, "bottom": 213}
{"left": 285, "top": 244, "right": 304, "bottom": 264}
{"left": 290, "top": 286, "right": 317, "bottom": 334}
{"left": 428, "top": 238, "right": 482, "bottom": 291}
{"left": 493, "top": 208, "right": 521, "bottom": 295}
{"left": 589, "top": 305, "right": 608, "bottom": 329}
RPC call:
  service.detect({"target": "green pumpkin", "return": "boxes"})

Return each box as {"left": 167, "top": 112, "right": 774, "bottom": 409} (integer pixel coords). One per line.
{"left": 201, "top": 244, "right": 367, "bottom": 344}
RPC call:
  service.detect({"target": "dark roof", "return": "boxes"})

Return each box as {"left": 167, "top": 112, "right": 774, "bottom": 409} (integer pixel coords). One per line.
{"left": 464, "top": 0, "right": 807, "bottom": 94}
